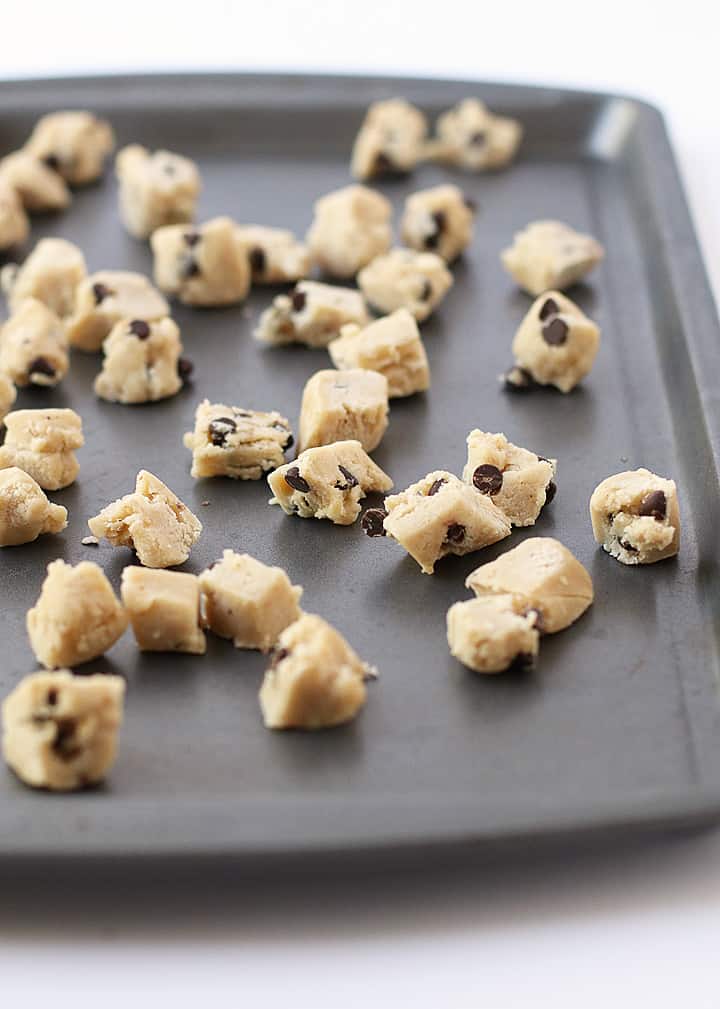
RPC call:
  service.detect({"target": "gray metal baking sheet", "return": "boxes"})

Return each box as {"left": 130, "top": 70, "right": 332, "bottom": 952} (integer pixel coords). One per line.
{"left": 1, "top": 73, "right": 720, "bottom": 863}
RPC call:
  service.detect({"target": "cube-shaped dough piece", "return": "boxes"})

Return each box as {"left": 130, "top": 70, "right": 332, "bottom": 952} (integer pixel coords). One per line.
{"left": 25, "top": 110, "right": 115, "bottom": 185}
{"left": 254, "top": 280, "right": 369, "bottom": 348}
{"left": 466, "top": 537, "right": 593, "bottom": 634}
{"left": 94, "top": 316, "right": 183, "bottom": 404}
{"left": 462, "top": 430, "right": 556, "bottom": 527}
{"left": 268, "top": 440, "right": 393, "bottom": 526}
{"left": 0, "top": 372, "right": 16, "bottom": 423}
{"left": 27, "top": 560, "right": 129, "bottom": 668}
{"left": 425, "top": 98, "right": 523, "bottom": 171}
{"left": 358, "top": 248, "right": 453, "bottom": 322}
{"left": 199, "top": 550, "right": 303, "bottom": 652}
{"left": 502, "top": 220, "right": 604, "bottom": 296}
{"left": 0, "top": 467, "right": 67, "bottom": 546}
{"left": 447, "top": 596, "right": 540, "bottom": 674}
{"left": 151, "top": 216, "right": 250, "bottom": 307}
{"left": 511, "top": 291, "right": 600, "bottom": 393}
{"left": 259, "top": 614, "right": 369, "bottom": 729}
{"left": 0, "top": 178, "right": 29, "bottom": 250}
{"left": 351, "top": 98, "right": 428, "bottom": 180}
{"left": 0, "top": 408, "right": 83, "bottom": 491}
{"left": 1, "top": 238, "right": 86, "bottom": 318}
{"left": 298, "top": 368, "right": 389, "bottom": 453}
{"left": 115, "top": 144, "right": 201, "bottom": 239}
{"left": 401, "top": 184, "right": 476, "bottom": 262}
{"left": 0, "top": 448, "right": 78, "bottom": 492}
{"left": 183, "top": 399, "right": 293, "bottom": 480}
{"left": 329, "top": 309, "right": 430, "bottom": 398}
{"left": 2, "top": 670, "right": 124, "bottom": 791}
{"left": 589, "top": 468, "right": 680, "bottom": 565}
{"left": 0, "top": 150, "right": 70, "bottom": 212}
{"left": 0, "top": 298, "right": 69, "bottom": 388}
{"left": 121, "top": 567, "right": 206, "bottom": 654}
{"left": 66, "top": 270, "right": 169, "bottom": 352}
{"left": 236, "top": 225, "right": 311, "bottom": 284}
{"left": 306, "top": 184, "right": 392, "bottom": 278}
{"left": 378, "top": 471, "right": 511, "bottom": 574}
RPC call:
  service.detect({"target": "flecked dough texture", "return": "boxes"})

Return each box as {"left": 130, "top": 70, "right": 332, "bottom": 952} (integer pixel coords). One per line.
{"left": 0, "top": 467, "right": 67, "bottom": 547}
{"left": 589, "top": 468, "right": 680, "bottom": 565}
{"left": 115, "top": 144, "right": 201, "bottom": 239}
{"left": 94, "top": 316, "right": 183, "bottom": 404}
{"left": 235, "top": 225, "right": 311, "bottom": 284}
{"left": 255, "top": 280, "right": 369, "bottom": 348}
{"left": 151, "top": 216, "right": 251, "bottom": 306}
{"left": 66, "top": 270, "right": 169, "bottom": 352}
{"left": 357, "top": 248, "right": 453, "bottom": 322}
{"left": 298, "top": 368, "right": 389, "bottom": 453}
{"left": 0, "top": 372, "right": 16, "bottom": 423}
{"left": 121, "top": 567, "right": 206, "bottom": 654}
{"left": 0, "top": 149, "right": 70, "bottom": 212}
{"left": 512, "top": 290, "right": 600, "bottom": 393}
{"left": 501, "top": 219, "right": 604, "bottom": 295}
{"left": 0, "top": 407, "right": 83, "bottom": 490}
{"left": 306, "top": 184, "right": 392, "bottom": 278}
{"left": 350, "top": 98, "right": 427, "bottom": 180}
{"left": 425, "top": 98, "right": 523, "bottom": 171}
{"left": 329, "top": 308, "right": 430, "bottom": 399}
{"left": 183, "top": 400, "right": 293, "bottom": 480}
{"left": 400, "top": 184, "right": 476, "bottom": 262}
{"left": 447, "top": 596, "right": 540, "bottom": 674}
{"left": 0, "top": 298, "right": 69, "bottom": 388}
{"left": 2, "top": 237, "right": 86, "bottom": 318}
{"left": 462, "top": 429, "right": 556, "bottom": 527}
{"left": 0, "top": 178, "right": 29, "bottom": 250}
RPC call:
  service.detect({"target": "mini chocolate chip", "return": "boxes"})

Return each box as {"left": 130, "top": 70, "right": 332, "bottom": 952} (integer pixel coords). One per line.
{"left": 544, "top": 480, "right": 557, "bottom": 505}
{"left": 445, "top": 522, "right": 466, "bottom": 544}
{"left": 638, "top": 490, "right": 666, "bottom": 521}
{"left": 184, "top": 231, "right": 201, "bottom": 247}
{"left": 361, "top": 507, "right": 387, "bottom": 537}
{"left": 92, "top": 282, "right": 113, "bottom": 305}
{"left": 249, "top": 246, "right": 266, "bottom": 274}
{"left": 424, "top": 231, "right": 440, "bottom": 250}
{"left": 335, "top": 464, "right": 358, "bottom": 491}
{"left": 463, "top": 195, "right": 478, "bottom": 212}
{"left": 284, "top": 466, "right": 310, "bottom": 493}
{"left": 538, "top": 297, "right": 560, "bottom": 321}
{"left": 28, "top": 356, "right": 55, "bottom": 379}
{"left": 291, "top": 289, "right": 307, "bottom": 312}
{"left": 271, "top": 647, "right": 290, "bottom": 668}
{"left": 620, "top": 539, "right": 638, "bottom": 553}
{"left": 373, "top": 151, "right": 395, "bottom": 174}
{"left": 180, "top": 256, "right": 201, "bottom": 279}
{"left": 432, "top": 210, "right": 446, "bottom": 232}
{"left": 509, "top": 652, "right": 535, "bottom": 672}
{"left": 208, "top": 416, "right": 237, "bottom": 446}
{"left": 419, "top": 279, "right": 432, "bottom": 301}
{"left": 46, "top": 689, "right": 58, "bottom": 706}
{"left": 503, "top": 366, "right": 535, "bottom": 392}
{"left": 53, "top": 719, "right": 81, "bottom": 761}
{"left": 427, "top": 478, "right": 447, "bottom": 496}
{"left": 470, "top": 131, "right": 486, "bottom": 146}
{"left": 128, "top": 319, "right": 151, "bottom": 339}
{"left": 542, "top": 318, "right": 569, "bottom": 346}
{"left": 472, "top": 464, "right": 503, "bottom": 496}
{"left": 177, "top": 357, "right": 194, "bottom": 381}
{"left": 283, "top": 434, "right": 294, "bottom": 451}
{"left": 522, "top": 607, "right": 545, "bottom": 634}
{"left": 43, "top": 154, "right": 61, "bottom": 172}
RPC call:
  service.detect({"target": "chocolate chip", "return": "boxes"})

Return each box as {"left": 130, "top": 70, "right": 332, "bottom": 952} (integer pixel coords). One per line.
{"left": 128, "top": 319, "right": 151, "bottom": 339}
{"left": 539, "top": 297, "right": 560, "bottom": 321}
{"left": 291, "top": 289, "right": 307, "bottom": 312}
{"left": 249, "top": 246, "right": 266, "bottom": 274}
{"left": 427, "top": 478, "right": 446, "bottom": 496}
{"left": 183, "top": 231, "right": 201, "bottom": 247}
{"left": 28, "top": 356, "right": 55, "bottom": 379}
{"left": 43, "top": 154, "right": 61, "bottom": 172}
{"left": 52, "top": 719, "right": 81, "bottom": 761}
{"left": 424, "top": 231, "right": 440, "bottom": 251}
{"left": 361, "top": 507, "right": 387, "bottom": 537}
{"left": 445, "top": 522, "right": 465, "bottom": 544}
{"left": 284, "top": 466, "right": 310, "bottom": 493}
{"left": 180, "top": 256, "right": 201, "bottom": 279}
{"left": 508, "top": 652, "right": 535, "bottom": 672}
{"left": 544, "top": 480, "right": 557, "bottom": 505}
{"left": 283, "top": 433, "right": 294, "bottom": 451}
{"left": 270, "top": 647, "right": 289, "bottom": 668}
{"left": 620, "top": 539, "right": 638, "bottom": 553}
{"left": 503, "top": 366, "right": 535, "bottom": 392}
{"left": 419, "top": 280, "right": 432, "bottom": 301}
{"left": 208, "top": 416, "right": 237, "bottom": 446}
{"left": 542, "top": 318, "right": 569, "bottom": 346}
{"left": 46, "top": 689, "right": 58, "bottom": 706}
{"left": 92, "top": 282, "right": 113, "bottom": 305}
{"left": 335, "top": 465, "right": 359, "bottom": 491}
{"left": 373, "top": 151, "right": 396, "bottom": 174}
{"left": 470, "top": 131, "right": 486, "bottom": 146}
{"left": 472, "top": 464, "right": 503, "bottom": 496}
{"left": 638, "top": 490, "right": 666, "bottom": 521}
{"left": 177, "top": 357, "right": 194, "bottom": 381}
{"left": 463, "top": 195, "right": 478, "bottom": 212}
{"left": 522, "top": 607, "right": 545, "bottom": 634}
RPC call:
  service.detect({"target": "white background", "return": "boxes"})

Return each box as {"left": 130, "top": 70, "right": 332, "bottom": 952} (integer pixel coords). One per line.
{"left": 2, "top": 1, "right": 720, "bottom": 1004}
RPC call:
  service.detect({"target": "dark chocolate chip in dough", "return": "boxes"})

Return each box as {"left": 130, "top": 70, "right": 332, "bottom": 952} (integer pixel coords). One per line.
{"left": 291, "top": 289, "right": 307, "bottom": 313}
{"left": 470, "top": 131, "right": 486, "bottom": 146}
{"left": 183, "top": 231, "right": 201, "bottom": 247}
{"left": 284, "top": 466, "right": 310, "bottom": 493}
{"left": 335, "top": 465, "right": 359, "bottom": 491}
{"left": 472, "top": 464, "right": 503, "bottom": 496}
{"left": 445, "top": 522, "right": 466, "bottom": 544}
{"left": 270, "top": 647, "right": 290, "bottom": 668}
{"left": 28, "top": 356, "right": 56, "bottom": 379}
{"left": 46, "top": 689, "right": 58, "bottom": 706}
{"left": 249, "top": 246, "right": 266, "bottom": 274}
{"left": 539, "top": 297, "right": 560, "bottom": 321}
{"left": 128, "top": 319, "right": 151, "bottom": 339}
{"left": 542, "top": 317, "right": 569, "bottom": 346}
{"left": 619, "top": 539, "right": 638, "bottom": 553}
{"left": 283, "top": 434, "right": 294, "bottom": 451}
{"left": 92, "top": 282, "right": 113, "bottom": 305}
{"left": 177, "top": 357, "right": 194, "bottom": 381}
{"left": 638, "top": 489, "right": 667, "bottom": 521}
{"left": 361, "top": 507, "right": 387, "bottom": 537}
{"left": 52, "top": 719, "right": 81, "bottom": 761}
{"left": 419, "top": 280, "right": 432, "bottom": 302}
{"left": 373, "top": 151, "right": 396, "bottom": 175}
{"left": 544, "top": 480, "right": 557, "bottom": 505}
{"left": 208, "top": 417, "right": 237, "bottom": 446}
{"left": 508, "top": 652, "right": 535, "bottom": 672}
{"left": 43, "top": 154, "right": 61, "bottom": 172}
{"left": 180, "top": 256, "right": 201, "bottom": 279}
{"left": 427, "top": 478, "right": 447, "bottom": 496}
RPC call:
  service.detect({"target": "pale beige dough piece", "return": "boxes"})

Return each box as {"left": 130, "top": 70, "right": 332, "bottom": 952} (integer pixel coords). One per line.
{"left": 25, "top": 110, "right": 115, "bottom": 185}
{"left": 0, "top": 298, "right": 69, "bottom": 387}
{"left": 235, "top": 225, "right": 311, "bottom": 284}
{"left": 94, "top": 316, "right": 183, "bottom": 404}
{"left": 298, "top": 368, "right": 389, "bottom": 453}
{"left": 254, "top": 280, "right": 369, "bottom": 348}
{"left": 0, "top": 467, "right": 67, "bottom": 546}
{"left": 259, "top": 614, "right": 369, "bottom": 730}
{"left": 1, "top": 237, "right": 87, "bottom": 318}
{"left": 0, "top": 150, "right": 70, "bottom": 213}
{"left": 357, "top": 248, "right": 453, "bottom": 322}
{"left": 446, "top": 595, "right": 540, "bottom": 674}
{"left": 425, "top": 98, "right": 523, "bottom": 171}
{"left": 462, "top": 430, "right": 556, "bottom": 527}
{"left": 502, "top": 220, "right": 604, "bottom": 296}
{"left": 121, "top": 567, "right": 206, "bottom": 654}
{"left": 0, "top": 178, "right": 29, "bottom": 250}
{"left": 329, "top": 309, "right": 430, "bottom": 398}
{"left": 27, "top": 560, "right": 129, "bottom": 668}
{"left": 115, "top": 144, "right": 201, "bottom": 239}
{"left": 0, "top": 407, "right": 83, "bottom": 490}
{"left": 199, "top": 550, "right": 303, "bottom": 652}
{"left": 306, "top": 184, "right": 392, "bottom": 278}
{"left": 351, "top": 98, "right": 428, "bottom": 180}
{"left": 589, "top": 468, "right": 680, "bottom": 565}
{"left": 66, "top": 269, "right": 169, "bottom": 352}
{"left": 511, "top": 290, "right": 600, "bottom": 393}
{"left": 466, "top": 537, "right": 593, "bottom": 634}
{"left": 151, "top": 216, "right": 250, "bottom": 307}
{"left": 183, "top": 399, "right": 293, "bottom": 480}
{"left": 400, "top": 185, "right": 476, "bottom": 262}
{"left": 268, "top": 439, "right": 393, "bottom": 526}
{"left": 0, "top": 372, "right": 16, "bottom": 423}
{"left": 88, "top": 469, "right": 202, "bottom": 568}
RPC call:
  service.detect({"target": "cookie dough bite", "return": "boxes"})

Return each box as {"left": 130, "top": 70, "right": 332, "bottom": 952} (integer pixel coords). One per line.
{"left": 298, "top": 368, "right": 389, "bottom": 453}
{"left": 351, "top": 98, "right": 428, "bottom": 180}
{"left": 0, "top": 468, "right": 67, "bottom": 547}
{"left": 447, "top": 596, "right": 540, "bottom": 674}
{"left": 151, "top": 216, "right": 251, "bottom": 307}
{"left": 357, "top": 248, "right": 453, "bottom": 323}
{"left": 0, "top": 299, "right": 69, "bottom": 388}
{"left": 184, "top": 399, "right": 293, "bottom": 480}
{"left": 0, "top": 407, "right": 84, "bottom": 490}
{"left": 2, "top": 670, "right": 125, "bottom": 792}
{"left": 255, "top": 280, "right": 369, "bottom": 348}
{"left": 590, "top": 469, "right": 680, "bottom": 565}
{"left": 25, "top": 110, "right": 115, "bottom": 185}
{"left": 306, "top": 184, "right": 392, "bottom": 278}
{"left": 329, "top": 309, "right": 430, "bottom": 399}
{"left": 0, "top": 150, "right": 70, "bottom": 213}
{"left": 235, "top": 225, "right": 311, "bottom": 284}
{"left": 502, "top": 220, "right": 604, "bottom": 296}
{"left": 115, "top": 144, "right": 201, "bottom": 239}
{"left": 259, "top": 614, "right": 369, "bottom": 730}
{"left": 1, "top": 237, "right": 87, "bottom": 318}
{"left": 0, "top": 372, "right": 17, "bottom": 423}
{"left": 426, "top": 98, "right": 523, "bottom": 171}
{"left": 199, "top": 551, "right": 303, "bottom": 652}
{"left": 121, "top": 567, "right": 206, "bottom": 654}
{"left": 66, "top": 269, "right": 169, "bottom": 352}
{"left": 94, "top": 316, "right": 183, "bottom": 404}
{"left": 0, "top": 178, "right": 29, "bottom": 250}
{"left": 88, "top": 470, "right": 202, "bottom": 569}
{"left": 27, "top": 560, "right": 129, "bottom": 668}
{"left": 462, "top": 430, "right": 556, "bottom": 527}
{"left": 400, "top": 185, "right": 476, "bottom": 263}
{"left": 268, "top": 440, "right": 393, "bottom": 526}
{"left": 511, "top": 291, "right": 600, "bottom": 393}
{"left": 466, "top": 537, "right": 593, "bottom": 634}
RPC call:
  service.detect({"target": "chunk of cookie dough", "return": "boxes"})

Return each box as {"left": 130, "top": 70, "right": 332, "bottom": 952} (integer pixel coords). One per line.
{"left": 351, "top": 98, "right": 428, "bottom": 180}
{"left": 357, "top": 248, "right": 453, "bottom": 322}
{"left": 0, "top": 298, "right": 69, "bottom": 388}
{"left": 0, "top": 178, "right": 29, "bottom": 250}
{"left": 0, "top": 150, "right": 70, "bottom": 213}
{"left": 121, "top": 567, "right": 206, "bottom": 654}
{"left": 94, "top": 316, "right": 183, "bottom": 404}
{"left": 255, "top": 280, "right": 369, "bottom": 348}
{"left": 183, "top": 400, "right": 293, "bottom": 479}
{"left": 0, "top": 372, "right": 17, "bottom": 423}
{"left": 0, "top": 408, "right": 83, "bottom": 490}
{"left": 447, "top": 596, "right": 540, "bottom": 674}
{"left": 151, "top": 216, "right": 251, "bottom": 307}
{"left": 259, "top": 614, "right": 369, "bottom": 730}
{"left": 400, "top": 185, "right": 476, "bottom": 263}
{"left": 425, "top": 98, "right": 523, "bottom": 171}
{"left": 298, "top": 368, "right": 389, "bottom": 453}
{"left": 27, "top": 560, "right": 129, "bottom": 668}
{"left": 590, "top": 468, "right": 680, "bottom": 565}
{"left": 268, "top": 440, "right": 393, "bottom": 526}
{"left": 88, "top": 470, "right": 202, "bottom": 568}
{"left": 1, "top": 237, "right": 87, "bottom": 318}
{"left": 511, "top": 291, "right": 600, "bottom": 393}
{"left": 501, "top": 220, "right": 604, "bottom": 296}
{"left": 115, "top": 144, "right": 201, "bottom": 239}
{"left": 306, "top": 184, "right": 392, "bottom": 278}
{"left": 376, "top": 471, "right": 511, "bottom": 574}
{"left": 235, "top": 225, "right": 311, "bottom": 284}
{"left": 466, "top": 537, "right": 593, "bottom": 634}
{"left": 66, "top": 269, "right": 169, "bottom": 352}
{"left": 329, "top": 309, "right": 430, "bottom": 398}
{"left": 462, "top": 430, "right": 556, "bottom": 527}
{"left": 25, "top": 110, "right": 115, "bottom": 185}
{"left": 199, "top": 550, "right": 303, "bottom": 652}
{"left": 0, "top": 468, "right": 67, "bottom": 546}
